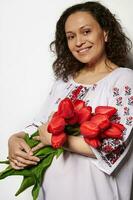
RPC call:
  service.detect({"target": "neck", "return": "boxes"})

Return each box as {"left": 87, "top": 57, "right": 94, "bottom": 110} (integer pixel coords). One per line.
{"left": 83, "top": 55, "right": 117, "bottom": 75}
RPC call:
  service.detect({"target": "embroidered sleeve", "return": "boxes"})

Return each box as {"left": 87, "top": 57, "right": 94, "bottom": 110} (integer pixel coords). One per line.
{"left": 90, "top": 71, "right": 133, "bottom": 175}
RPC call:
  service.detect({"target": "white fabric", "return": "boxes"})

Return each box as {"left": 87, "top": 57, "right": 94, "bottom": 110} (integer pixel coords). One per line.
{"left": 23, "top": 67, "right": 133, "bottom": 200}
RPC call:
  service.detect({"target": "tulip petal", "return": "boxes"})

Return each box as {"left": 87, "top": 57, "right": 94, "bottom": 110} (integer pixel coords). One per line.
{"left": 73, "top": 100, "right": 85, "bottom": 111}
{"left": 84, "top": 137, "right": 101, "bottom": 148}
{"left": 104, "top": 124, "right": 123, "bottom": 139}
{"left": 91, "top": 114, "right": 110, "bottom": 129}
{"left": 80, "top": 121, "right": 100, "bottom": 138}
{"left": 77, "top": 107, "right": 92, "bottom": 124}
{"left": 95, "top": 106, "right": 117, "bottom": 118}
{"left": 51, "top": 133, "right": 67, "bottom": 148}
{"left": 48, "top": 116, "right": 66, "bottom": 135}
{"left": 58, "top": 98, "right": 74, "bottom": 119}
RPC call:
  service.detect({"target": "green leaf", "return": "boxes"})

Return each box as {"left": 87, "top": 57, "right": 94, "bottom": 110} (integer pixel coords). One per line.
{"left": 31, "top": 153, "right": 55, "bottom": 200}
{"left": 55, "top": 148, "right": 64, "bottom": 159}
{"left": 0, "top": 165, "right": 12, "bottom": 179}
{"left": 65, "top": 124, "right": 80, "bottom": 135}
{"left": 0, "top": 130, "right": 64, "bottom": 200}
{"left": 0, "top": 160, "right": 10, "bottom": 164}
{"left": 15, "top": 176, "right": 35, "bottom": 196}
{"left": 34, "top": 146, "right": 56, "bottom": 158}
{"left": 24, "top": 133, "right": 40, "bottom": 148}
{"left": 0, "top": 165, "right": 33, "bottom": 180}
{"left": 31, "top": 153, "right": 55, "bottom": 185}
{"left": 32, "top": 182, "right": 40, "bottom": 200}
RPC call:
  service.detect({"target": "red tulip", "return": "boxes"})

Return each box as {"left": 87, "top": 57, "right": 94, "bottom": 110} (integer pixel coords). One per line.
{"left": 57, "top": 98, "right": 74, "bottom": 119}
{"left": 51, "top": 132, "right": 67, "bottom": 148}
{"left": 103, "top": 124, "right": 123, "bottom": 139}
{"left": 66, "top": 112, "right": 78, "bottom": 125}
{"left": 80, "top": 121, "right": 100, "bottom": 138}
{"left": 47, "top": 115, "right": 66, "bottom": 135}
{"left": 73, "top": 99, "right": 86, "bottom": 111}
{"left": 84, "top": 137, "right": 101, "bottom": 148}
{"left": 111, "top": 123, "right": 125, "bottom": 131}
{"left": 95, "top": 106, "right": 117, "bottom": 118}
{"left": 52, "top": 111, "right": 59, "bottom": 118}
{"left": 91, "top": 114, "right": 110, "bottom": 129}
{"left": 77, "top": 107, "right": 92, "bottom": 124}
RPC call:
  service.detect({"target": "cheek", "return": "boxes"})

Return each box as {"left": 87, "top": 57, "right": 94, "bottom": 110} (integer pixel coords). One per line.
{"left": 67, "top": 41, "right": 73, "bottom": 51}
{"left": 94, "top": 34, "right": 106, "bottom": 50}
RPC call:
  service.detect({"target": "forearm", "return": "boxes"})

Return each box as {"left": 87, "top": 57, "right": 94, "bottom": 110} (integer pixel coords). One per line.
{"left": 63, "top": 135, "right": 96, "bottom": 158}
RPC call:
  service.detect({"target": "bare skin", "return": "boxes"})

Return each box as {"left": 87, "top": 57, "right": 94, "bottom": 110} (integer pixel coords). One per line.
{"left": 8, "top": 132, "right": 40, "bottom": 169}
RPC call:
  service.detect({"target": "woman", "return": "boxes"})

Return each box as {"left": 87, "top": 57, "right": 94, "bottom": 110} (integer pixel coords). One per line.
{"left": 8, "top": 2, "right": 133, "bottom": 200}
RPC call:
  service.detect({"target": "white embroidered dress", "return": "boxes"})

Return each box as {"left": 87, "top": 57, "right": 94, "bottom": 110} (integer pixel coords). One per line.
{"left": 24, "top": 67, "right": 133, "bottom": 200}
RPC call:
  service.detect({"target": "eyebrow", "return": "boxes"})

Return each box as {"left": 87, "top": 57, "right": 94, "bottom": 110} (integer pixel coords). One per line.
{"left": 65, "top": 24, "right": 91, "bottom": 34}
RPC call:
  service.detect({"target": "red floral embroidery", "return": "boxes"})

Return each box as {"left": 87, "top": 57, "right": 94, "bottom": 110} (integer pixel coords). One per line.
{"left": 68, "top": 86, "right": 89, "bottom": 102}
{"left": 128, "top": 96, "right": 133, "bottom": 105}
{"left": 126, "top": 116, "right": 133, "bottom": 126}
{"left": 124, "top": 107, "right": 130, "bottom": 115}
{"left": 116, "top": 96, "right": 123, "bottom": 106}
{"left": 113, "top": 87, "right": 119, "bottom": 96}
{"left": 91, "top": 84, "right": 97, "bottom": 91}
{"left": 71, "top": 86, "right": 83, "bottom": 101}
{"left": 125, "top": 85, "right": 131, "bottom": 95}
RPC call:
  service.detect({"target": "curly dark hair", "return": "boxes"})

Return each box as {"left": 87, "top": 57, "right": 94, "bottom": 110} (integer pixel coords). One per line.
{"left": 50, "top": 1, "right": 132, "bottom": 81}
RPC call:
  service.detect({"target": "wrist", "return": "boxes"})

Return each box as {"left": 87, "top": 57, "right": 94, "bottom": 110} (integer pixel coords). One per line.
{"left": 9, "top": 132, "right": 26, "bottom": 141}
{"left": 47, "top": 134, "right": 52, "bottom": 146}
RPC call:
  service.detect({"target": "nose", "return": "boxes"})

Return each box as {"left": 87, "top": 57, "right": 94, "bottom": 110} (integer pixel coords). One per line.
{"left": 75, "top": 35, "right": 86, "bottom": 47}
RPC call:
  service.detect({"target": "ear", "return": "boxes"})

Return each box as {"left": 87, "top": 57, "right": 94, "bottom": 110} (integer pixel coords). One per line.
{"left": 104, "top": 31, "right": 108, "bottom": 42}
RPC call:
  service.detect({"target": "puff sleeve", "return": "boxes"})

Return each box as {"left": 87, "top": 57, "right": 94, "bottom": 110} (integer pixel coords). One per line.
{"left": 90, "top": 69, "right": 133, "bottom": 175}
{"left": 22, "top": 80, "right": 57, "bottom": 135}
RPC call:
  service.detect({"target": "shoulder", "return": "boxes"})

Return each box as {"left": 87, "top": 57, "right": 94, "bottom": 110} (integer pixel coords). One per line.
{"left": 51, "top": 78, "right": 71, "bottom": 93}
{"left": 54, "top": 78, "right": 70, "bottom": 87}
{"left": 111, "top": 67, "right": 133, "bottom": 86}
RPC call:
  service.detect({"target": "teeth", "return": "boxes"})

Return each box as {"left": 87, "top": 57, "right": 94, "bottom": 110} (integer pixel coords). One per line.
{"left": 78, "top": 47, "right": 91, "bottom": 53}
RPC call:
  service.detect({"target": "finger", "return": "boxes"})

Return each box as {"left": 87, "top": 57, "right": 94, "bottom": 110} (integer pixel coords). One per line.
{"left": 20, "top": 142, "right": 33, "bottom": 155}
{"left": 33, "top": 136, "right": 40, "bottom": 141}
{"left": 32, "top": 143, "right": 44, "bottom": 152}
{"left": 38, "top": 123, "right": 48, "bottom": 135}
{"left": 15, "top": 151, "right": 40, "bottom": 162}
{"left": 10, "top": 161, "right": 24, "bottom": 170}
{"left": 15, "top": 156, "right": 38, "bottom": 166}
{"left": 12, "top": 159, "right": 27, "bottom": 167}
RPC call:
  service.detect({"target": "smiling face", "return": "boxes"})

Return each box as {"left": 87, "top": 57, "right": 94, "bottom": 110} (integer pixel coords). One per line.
{"left": 65, "top": 11, "right": 108, "bottom": 65}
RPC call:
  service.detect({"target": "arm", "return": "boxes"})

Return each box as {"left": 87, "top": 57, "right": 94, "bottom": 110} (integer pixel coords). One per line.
{"left": 32, "top": 123, "right": 96, "bottom": 158}
{"left": 89, "top": 69, "right": 133, "bottom": 175}
{"left": 8, "top": 81, "right": 57, "bottom": 169}
{"left": 9, "top": 131, "right": 26, "bottom": 139}
{"left": 63, "top": 135, "right": 96, "bottom": 158}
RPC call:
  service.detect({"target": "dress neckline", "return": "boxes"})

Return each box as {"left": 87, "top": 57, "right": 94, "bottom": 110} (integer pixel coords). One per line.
{"left": 70, "top": 67, "right": 121, "bottom": 87}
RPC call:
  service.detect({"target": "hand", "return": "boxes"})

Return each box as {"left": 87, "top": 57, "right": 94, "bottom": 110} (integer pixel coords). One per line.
{"left": 8, "top": 134, "right": 40, "bottom": 170}
{"left": 32, "top": 122, "right": 52, "bottom": 152}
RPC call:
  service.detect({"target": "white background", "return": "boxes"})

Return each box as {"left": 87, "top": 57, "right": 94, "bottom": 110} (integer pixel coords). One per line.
{"left": 0, "top": 0, "right": 133, "bottom": 199}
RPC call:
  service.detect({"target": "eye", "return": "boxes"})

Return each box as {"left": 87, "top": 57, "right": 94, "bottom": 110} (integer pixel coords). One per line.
{"left": 83, "top": 29, "right": 91, "bottom": 35}
{"left": 66, "top": 35, "right": 75, "bottom": 40}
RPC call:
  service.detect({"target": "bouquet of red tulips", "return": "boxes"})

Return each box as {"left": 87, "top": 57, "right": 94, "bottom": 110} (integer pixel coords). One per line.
{"left": 0, "top": 98, "right": 125, "bottom": 200}
{"left": 48, "top": 98, "right": 124, "bottom": 148}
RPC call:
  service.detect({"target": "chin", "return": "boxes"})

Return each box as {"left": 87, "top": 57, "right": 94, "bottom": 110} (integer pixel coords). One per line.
{"left": 73, "top": 53, "right": 94, "bottom": 64}
{"left": 75, "top": 53, "right": 104, "bottom": 65}
{"left": 76, "top": 57, "right": 93, "bottom": 64}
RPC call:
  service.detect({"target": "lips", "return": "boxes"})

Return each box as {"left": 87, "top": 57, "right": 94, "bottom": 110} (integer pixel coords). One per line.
{"left": 77, "top": 46, "right": 92, "bottom": 54}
